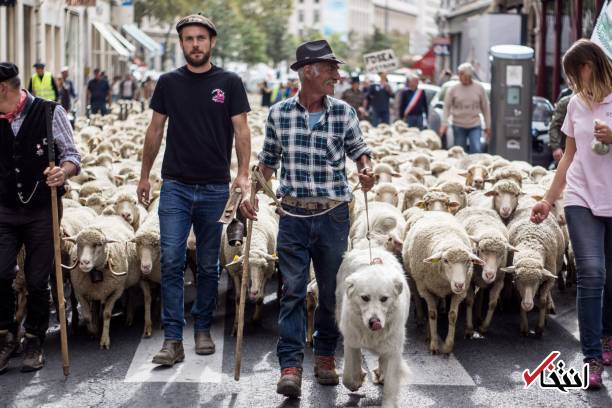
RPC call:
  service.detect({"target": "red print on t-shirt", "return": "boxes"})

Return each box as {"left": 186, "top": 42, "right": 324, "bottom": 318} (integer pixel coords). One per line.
{"left": 212, "top": 89, "right": 225, "bottom": 103}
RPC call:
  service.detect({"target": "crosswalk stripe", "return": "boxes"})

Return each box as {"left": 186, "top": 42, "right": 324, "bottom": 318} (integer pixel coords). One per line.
{"left": 123, "top": 275, "right": 228, "bottom": 383}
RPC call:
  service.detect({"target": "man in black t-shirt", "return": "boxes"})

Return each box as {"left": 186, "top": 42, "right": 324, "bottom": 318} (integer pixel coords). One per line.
{"left": 364, "top": 71, "right": 394, "bottom": 126}
{"left": 137, "top": 14, "right": 252, "bottom": 366}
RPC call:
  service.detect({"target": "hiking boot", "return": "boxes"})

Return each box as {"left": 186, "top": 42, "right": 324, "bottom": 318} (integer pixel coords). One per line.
{"left": 0, "top": 332, "right": 18, "bottom": 374}
{"left": 21, "top": 335, "right": 44, "bottom": 372}
{"left": 194, "top": 330, "right": 215, "bottom": 355}
{"left": 586, "top": 358, "right": 604, "bottom": 390}
{"left": 314, "top": 355, "right": 339, "bottom": 385}
{"left": 152, "top": 340, "right": 185, "bottom": 366}
{"left": 276, "top": 367, "right": 302, "bottom": 398}
{"left": 603, "top": 336, "right": 612, "bottom": 366}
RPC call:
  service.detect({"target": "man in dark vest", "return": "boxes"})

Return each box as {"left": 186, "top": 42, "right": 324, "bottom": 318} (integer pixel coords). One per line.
{"left": 0, "top": 62, "right": 80, "bottom": 374}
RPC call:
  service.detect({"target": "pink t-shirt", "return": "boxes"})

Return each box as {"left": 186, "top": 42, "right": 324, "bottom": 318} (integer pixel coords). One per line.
{"left": 562, "top": 93, "right": 612, "bottom": 216}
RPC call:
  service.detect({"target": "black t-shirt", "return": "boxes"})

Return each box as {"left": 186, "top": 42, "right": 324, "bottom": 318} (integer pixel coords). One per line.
{"left": 150, "top": 65, "right": 250, "bottom": 184}
{"left": 87, "top": 79, "right": 110, "bottom": 104}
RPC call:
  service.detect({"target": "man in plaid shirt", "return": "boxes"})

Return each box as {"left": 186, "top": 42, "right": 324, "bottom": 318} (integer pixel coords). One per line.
{"left": 241, "top": 40, "right": 374, "bottom": 399}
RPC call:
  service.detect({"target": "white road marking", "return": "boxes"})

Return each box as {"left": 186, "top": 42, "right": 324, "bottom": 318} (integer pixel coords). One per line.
{"left": 123, "top": 275, "right": 227, "bottom": 383}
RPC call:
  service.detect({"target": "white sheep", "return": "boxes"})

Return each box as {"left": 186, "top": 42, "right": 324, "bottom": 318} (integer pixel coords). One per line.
{"left": 468, "top": 179, "right": 522, "bottom": 223}
{"left": 403, "top": 212, "right": 484, "bottom": 354}
{"left": 455, "top": 207, "right": 516, "bottom": 335}
{"left": 64, "top": 215, "right": 135, "bottom": 349}
{"left": 350, "top": 202, "right": 406, "bottom": 256}
{"left": 503, "top": 208, "right": 565, "bottom": 336}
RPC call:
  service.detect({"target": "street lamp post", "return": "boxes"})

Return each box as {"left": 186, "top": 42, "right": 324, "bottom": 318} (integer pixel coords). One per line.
{"left": 385, "top": 0, "right": 389, "bottom": 33}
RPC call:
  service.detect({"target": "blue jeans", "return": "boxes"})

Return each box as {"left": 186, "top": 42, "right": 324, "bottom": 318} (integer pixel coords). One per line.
{"left": 453, "top": 125, "right": 482, "bottom": 153}
{"left": 90, "top": 102, "right": 108, "bottom": 116}
{"left": 158, "top": 179, "right": 229, "bottom": 340}
{"left": 277, "top": 202, "right": 350, "bottom": 369}
{"left": 407, "top": 114, "right": 424, "bottom": 130}
{"left": 369, "top": 109, "right": 390, "bottom": 127}
{"left": 565, "top": 206, "right": 612, "bottom": 361}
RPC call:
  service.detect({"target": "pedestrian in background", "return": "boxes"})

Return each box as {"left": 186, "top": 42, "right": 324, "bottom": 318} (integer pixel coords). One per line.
{"left": 439, "top": 63, "right": 490, "bottom": 153}
{"left": 364, "top": 71, "right": 393, "bottom": 126}
{"left": 28, "top": 63, "right": 58, "bottom": 102}
{"left": 398, "top": 74, "right": 428, "bottom": 130}
{"left": 241, "top": 39, "right": 374, "bottom": 399}
{"left": 531, "top": 39, "right": 612, "bottom": 390}
{"left": 549, "top": 92, "right": 572, "bottom": 164}
{"left": 142, "top": 76, "right": 155, "bottom": 101}
{"left": 87, "top": 68, "right": 111, "bottom": 116}
{"left": 259, "top": 80, "right": 272, "bottom": 107}
{"left": 120, "top": 73, "right": 139, "bottom": 101}
{"left": 60, "top": 67, "right": 76, "bottom": 111}
{"left": 0, "top": 62, "right": 80, "bottom": 374}
{"left": 341, "top": 76, "right": 366, "bottom": 120}
{"left": 56, "top": 76, "right": 71, "bottom": 112}
{"left": 111, "top": 75, "right": 121, "bottom": 103}
{"left": 137, "top": 14, "right": 251, "bottom": 367}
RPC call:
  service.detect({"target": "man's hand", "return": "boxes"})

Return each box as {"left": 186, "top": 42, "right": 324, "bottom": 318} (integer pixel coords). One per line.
{"left": 439, "top": 124, "right": 448, "bottom": 138}
{"left": 137, "top": 177, "right": 151, "bottom": 206}
{"left": 239, "top": 192, "right": 259, "bottom": 221}
{"left": 484, "top": 128, "right": 491, "bottom": 142}
{"left": 231, "top": 174, "right": 250, "bottom": 196}
{"left": 358, "top": 168, "right": 375, "bottom": 193}
{"left": 552, "top": 148, "right": 563, "bottom": 163}
{"left": 44, "top": 166, "right": 66, "bottom": 187}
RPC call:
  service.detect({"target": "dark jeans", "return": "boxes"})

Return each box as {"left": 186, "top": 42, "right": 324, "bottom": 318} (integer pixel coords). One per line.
{"left": 276, "top": 202, "right": 349, "bottom": 369}
{"left": 369, "top": 109, "right": 390, "bottom": 127}
{"left": 407, "top": 114, "right": 424, "bottom": 130}
{"left": 565, "top": 206, "right": 612, "bottom": 361}
{"left": 90, "top": 102, "right": 108, "bottom": 116}
{"left": 158, "top": 180, "right": 228, "bottom": 341}
{"left": 0, "top": 205, "right": 56, "bottom": 340}
{"left": 453, "top": 125, "right": 482, "bottom": 153}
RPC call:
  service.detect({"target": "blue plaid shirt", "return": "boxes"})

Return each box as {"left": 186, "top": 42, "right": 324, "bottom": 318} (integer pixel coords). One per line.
{"left": 258, "top": 94, "right": 371, "bottom": 201}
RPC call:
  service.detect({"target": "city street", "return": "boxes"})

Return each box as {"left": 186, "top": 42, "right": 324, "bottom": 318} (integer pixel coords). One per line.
{"left": 2, "top": 275, "right": 611, "bottom": 408}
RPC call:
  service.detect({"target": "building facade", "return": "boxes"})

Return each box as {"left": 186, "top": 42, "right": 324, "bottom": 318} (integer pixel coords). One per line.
{"left": 0, "top": 0, "right": 162, "bottom": 113}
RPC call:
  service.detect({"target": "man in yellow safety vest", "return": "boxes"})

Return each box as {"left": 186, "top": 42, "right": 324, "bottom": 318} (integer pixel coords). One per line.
{"left": 27, "top": 63, "right": 58, "bottom": 102}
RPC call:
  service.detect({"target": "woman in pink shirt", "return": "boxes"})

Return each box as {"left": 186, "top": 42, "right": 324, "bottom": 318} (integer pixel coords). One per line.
{"left": 532, "top": 39, "right": 612, "bottom": 390}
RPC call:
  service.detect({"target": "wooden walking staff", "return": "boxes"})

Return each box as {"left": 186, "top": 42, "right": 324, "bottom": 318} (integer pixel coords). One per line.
{"left": 45, "top": 103, "right": 70, "bottom": 377}
{"left": 234, "top": 177, "right": 257, "bottom": 381}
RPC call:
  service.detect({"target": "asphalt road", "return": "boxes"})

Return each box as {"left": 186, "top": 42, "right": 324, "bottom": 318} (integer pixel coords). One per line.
{"left": 1, "top": 275, "right": 611, "bottom": 408}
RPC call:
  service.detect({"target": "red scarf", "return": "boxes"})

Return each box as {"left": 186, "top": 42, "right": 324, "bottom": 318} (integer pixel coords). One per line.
{"left": 0, "top": 90, "right": 27, "bottom": 123}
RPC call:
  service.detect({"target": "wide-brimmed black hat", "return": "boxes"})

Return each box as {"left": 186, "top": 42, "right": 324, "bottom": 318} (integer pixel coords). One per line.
{"left": 0, "top": 62, "right": 18, "bottom": 82}
{"left": 290, "top": 40, "right": 344, "bottom": 71}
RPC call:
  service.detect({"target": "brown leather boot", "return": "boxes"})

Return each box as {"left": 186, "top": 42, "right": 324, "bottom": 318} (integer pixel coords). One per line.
{"left": 276, "top": 367, "right": 302, "bottom": 398}
{"left": 0, "top": 331, "right": 18, "bottom": 374}
{"left": 194, "top": 331, "right": 215, "bottom": 355}
{"left": 314, "top": 355, "right": 339, "bottom": 385}
{"left": 21, "top": 334, "right": 44, "bottom": 372}
{"left": 152, "top": 340, "right": 185, "bottom": 366}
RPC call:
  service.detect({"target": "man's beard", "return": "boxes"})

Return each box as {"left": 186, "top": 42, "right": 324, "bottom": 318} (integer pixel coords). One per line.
{"left": 183, "top": 49, "right": 211, "bottom": 67}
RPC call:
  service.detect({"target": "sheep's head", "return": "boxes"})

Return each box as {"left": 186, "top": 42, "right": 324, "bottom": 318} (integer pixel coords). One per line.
{"left": 225, "top": 249, "right": 278, "bottom": 302}
{"left": 470, "top": 235, "right": 517, "bottom": 284}
{"left": 430, "top": 161, "right": 451, "bottom": 177}
{"left": 489, "top": 166, "right": 524, "bottom": 188}
{"left": 485, "top": 179, "right": 522, "bottom": 220}
{"left": 374, "top": 183, "right": 399, "bottom": 207}
{"left": 447, "top": 146, "right": 465, "bottom": 159}
{"left": 424, "top": 247, "right": 484, "bottom": 294}
{"left": 133, "top": 233, "right": 160, "bottom": 276}
{"left": 64, "top": 228, "right": 117, "bottom": 273}
{"left": 401, "top": 183, "right": 427, "bottom": 211}
{"left": 114, "top": 194, "right": 139, "bottom": 225}
{"left": 373, "top": 163, "right": 400, "bottom": 184}
{"left": 82, "top": 194, "right": 107, "bottom": 214}
{"left": 435, "top": 181, "right": 468, "bottom": 213}
{"left": 530, "top": 166, "right": 548, "bottom": 183}
{"left": 417, "top": 191, "right": 459, "bottom": 213}
{"left": 461, "top": 164, "right": 489, "bottom": 190}
{"left": 411, "top": 154, "right": 431, "bottom": 171}
{"left": 501, "top": 258, "right": 556, "bottom": 312}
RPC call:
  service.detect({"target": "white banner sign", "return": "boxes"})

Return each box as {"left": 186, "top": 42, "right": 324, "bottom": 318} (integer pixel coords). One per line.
{"left": 363, "top": 49, "right": 399, "bottom": 73}
{"left": 591, "top": 0, "right": 612, "bottom": 59}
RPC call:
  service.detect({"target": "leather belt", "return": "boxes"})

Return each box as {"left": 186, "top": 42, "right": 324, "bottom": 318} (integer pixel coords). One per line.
{"left": 281, "top": 196, "right": 339, "bottom": 211}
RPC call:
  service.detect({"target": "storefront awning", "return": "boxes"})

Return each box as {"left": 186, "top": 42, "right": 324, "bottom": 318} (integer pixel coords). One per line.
{"left": 108, "top": 25, "right": 137, "bottom": 55}
{"left": 92, "top": 21, "right": 131, "bottom": 58}
{"left": 122, "top": 24, "right": 163, "bottom": 56}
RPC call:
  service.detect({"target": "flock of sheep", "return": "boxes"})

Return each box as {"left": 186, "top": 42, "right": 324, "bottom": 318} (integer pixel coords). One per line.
{"left": 13, "top": 103, "right": 572, "bottom": 357}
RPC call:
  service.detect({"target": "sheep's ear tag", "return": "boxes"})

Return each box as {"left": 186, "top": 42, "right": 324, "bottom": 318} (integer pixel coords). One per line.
{"left": 371, "top": 257, "right": 383, "bottom": 265}
{"left": 233, "top": 255, "right": 240, "bottom": 262}
{"left": 272, "top": 252, "right": 277, "bottom": 257}
{"left": 430, "top": 259, "right": 440, "bottom": 264}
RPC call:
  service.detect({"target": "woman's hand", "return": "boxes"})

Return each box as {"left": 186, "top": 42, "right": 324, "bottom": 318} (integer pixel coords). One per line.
{"left": 594, "top": 121, "right": 612, "bottom": 144}
{"left": 530, "top": 200, "right": 552, "bottom": 224}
